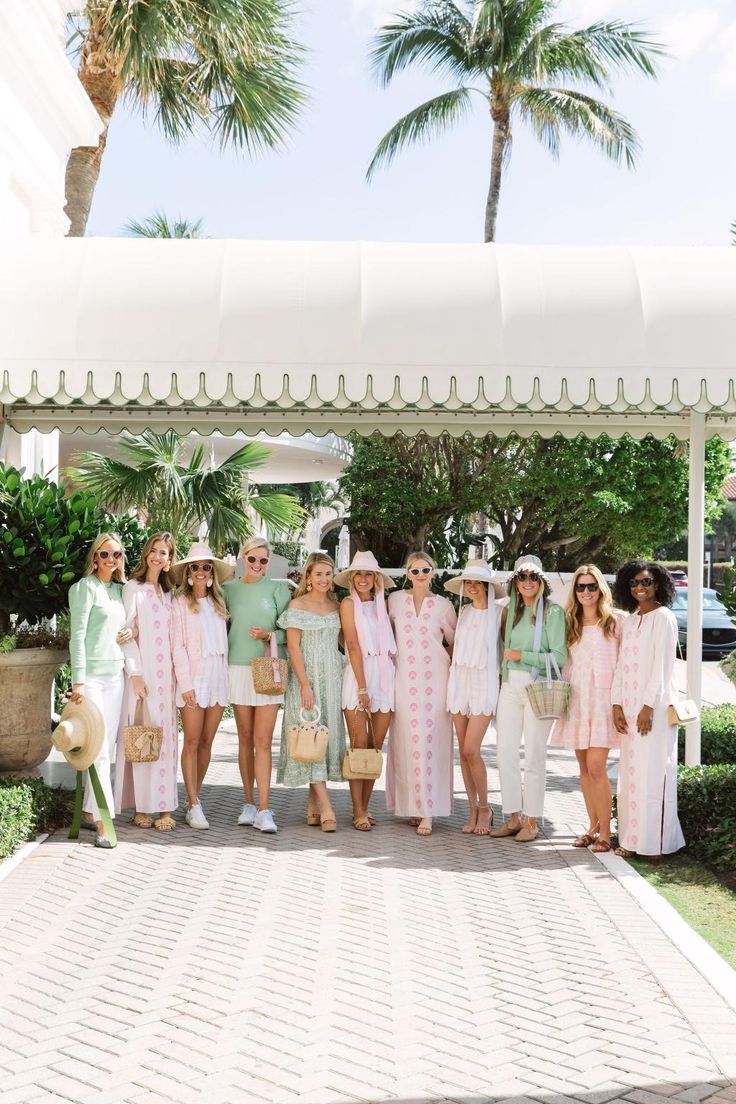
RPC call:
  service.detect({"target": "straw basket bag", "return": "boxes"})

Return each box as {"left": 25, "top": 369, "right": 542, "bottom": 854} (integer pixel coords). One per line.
{"left": 342, "top": 710, "right": 383, "bottom": 781}
{"left": 526, "top": 654, "right": 570, "bottom": 721}
{"left": 287, "top": 708, "right": 329, "bottom": 764}
{"left": 251, "top": 634, "right": 288, "bottom": 696}
{"left": 123, "top": 698, "right": 163, "bottom": 764}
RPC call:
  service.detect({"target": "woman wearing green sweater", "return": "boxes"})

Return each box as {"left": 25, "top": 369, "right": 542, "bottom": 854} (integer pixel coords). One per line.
{"left": 223, "top": 538, "right": 291, "bottom": 834}
{"left": 491, "top": 556, "right": 567, "bottom": 843}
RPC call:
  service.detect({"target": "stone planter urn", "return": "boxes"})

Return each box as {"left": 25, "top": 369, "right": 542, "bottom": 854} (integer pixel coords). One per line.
{"left": 0, "top": 647, "right": 69, "bottom": 772}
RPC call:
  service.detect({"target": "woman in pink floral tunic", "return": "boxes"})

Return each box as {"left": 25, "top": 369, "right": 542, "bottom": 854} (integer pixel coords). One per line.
{"left": 386, "top": 552, "right": 457, "bottom": 836}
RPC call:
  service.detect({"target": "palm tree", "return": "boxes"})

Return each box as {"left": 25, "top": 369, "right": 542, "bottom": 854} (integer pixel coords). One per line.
{"left": 123, "top": 212, "right": 207, "bottom": 239}
{"left": 65, "top": 430, "right": 306, "bottom": 552}
{"left": 65, "top": 1, "right": 304, "bottom": 237}
{"left": 367, "top": 0, "right": 664, "bottom": 241}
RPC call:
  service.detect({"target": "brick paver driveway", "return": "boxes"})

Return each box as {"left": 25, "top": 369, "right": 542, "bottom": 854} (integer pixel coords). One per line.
{"left": 1, "top": 725, "right": 735, "bottom": 1104}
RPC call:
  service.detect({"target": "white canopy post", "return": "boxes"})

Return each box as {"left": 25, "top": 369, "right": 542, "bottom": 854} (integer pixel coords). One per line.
{"left": 686, "top": 411, "right": 705, "bottom": 765}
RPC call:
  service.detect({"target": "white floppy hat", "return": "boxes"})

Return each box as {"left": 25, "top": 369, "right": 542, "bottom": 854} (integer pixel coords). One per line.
{"left": 511, "top": 554, "right": 548, "bottom": 580}
{"left": 444, "top": 558, "right": 504, "bottom": 598}
{"left": 51, "top": 698, "right": 105, "bottom": 772}
{"left": 169, "top": 541, "right": 236, "bottom": 586}
{"left": 334, "top": 550, "right": 396, "bottom": 591}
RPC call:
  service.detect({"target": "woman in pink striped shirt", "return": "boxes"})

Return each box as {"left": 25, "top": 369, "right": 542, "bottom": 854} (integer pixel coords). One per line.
{"left": 551, "top": 564, "right": 623, "bottom": 853}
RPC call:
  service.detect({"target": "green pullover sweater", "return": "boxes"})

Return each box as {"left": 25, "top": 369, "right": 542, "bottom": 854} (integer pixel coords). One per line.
{"left": 501, "top": 601, "right": 567, "bottom": 682}
{"left": 68, "top": 575, "right": 126, "bottom": 684}
{"left": 223, "top": 577, "right": 291, "bottom": 666}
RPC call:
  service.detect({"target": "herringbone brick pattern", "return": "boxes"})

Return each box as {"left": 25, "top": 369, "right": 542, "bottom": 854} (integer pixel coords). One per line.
{"left": 0, "top": 724, "right": 734, "bottom": 1104}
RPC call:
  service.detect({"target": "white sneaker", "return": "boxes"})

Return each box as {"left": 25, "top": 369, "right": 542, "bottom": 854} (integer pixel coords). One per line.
{"left": 254, "top": 809, "right": 278, "bottom": 834}
{"left": 237, "top": 803, "right": 257, "bottom": 826}
{"left": 185, "top": 804, "right": 209, "bottom": 830}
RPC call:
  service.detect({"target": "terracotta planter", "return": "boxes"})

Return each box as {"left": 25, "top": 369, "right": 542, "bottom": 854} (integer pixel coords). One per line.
{"left": 0, "top": 648, "right": 69, "bottom": 772}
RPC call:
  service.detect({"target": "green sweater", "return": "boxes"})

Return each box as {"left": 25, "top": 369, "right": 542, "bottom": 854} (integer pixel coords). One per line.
{"left": 68, "top": 575, "right": 126, "bottom": 684}
{"left": 223, "top": 577, "right": 291, "bottom": 666}
{"left": 501, "top": 602, "right": 567, "bottom": 682}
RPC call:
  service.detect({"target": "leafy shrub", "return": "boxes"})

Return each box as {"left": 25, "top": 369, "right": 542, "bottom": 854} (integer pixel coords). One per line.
{"left": 678, "top": 764, "right": 736, "bottom": 873}
{"left": 0, "top": 777, "right": 74, "bottom": 861}
{"left": 272, "top": 540, "right": 304, "bottom": 567}
{"left": 678, "top": 705, "right": 736, "bottom": 765}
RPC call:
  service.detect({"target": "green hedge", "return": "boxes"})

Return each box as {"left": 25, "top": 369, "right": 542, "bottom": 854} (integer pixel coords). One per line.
{"left": 678, "top": 764, "right": 736, "bottom": 873}
{"left": 0, "top": 776, "right": 74, "bottom": 862}
{"left": 678, "top": 705, "right": 736, "bottom": 765}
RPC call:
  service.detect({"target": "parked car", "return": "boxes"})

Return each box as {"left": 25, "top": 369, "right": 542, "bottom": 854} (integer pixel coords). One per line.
{"left": 671, "top": 587, "right": 736, "bottom": 658}
{"left": 669, "top": 569, "right": 688, "bottom": 587}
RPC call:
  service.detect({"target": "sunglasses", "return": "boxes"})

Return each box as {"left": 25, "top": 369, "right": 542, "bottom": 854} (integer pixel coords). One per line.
{"left": 246, "top": 555, "right": 269, "bottom": 565}
{"left": 516, "top": 572, "right": 540, "bottom": 583}
{"left": 630, "top": 577, "right": 655, "bottom": 588}
{"left": 190, "top": 563, "right": 213, "bottom": 573}
{"left": 409, "top": 567, "right": 432, "bottom": 576}
{"left": 97, "top": 549, "right": 123, "bottom": 560}
{"left": 575, "top": 582, "right": 599, "bottom": 593}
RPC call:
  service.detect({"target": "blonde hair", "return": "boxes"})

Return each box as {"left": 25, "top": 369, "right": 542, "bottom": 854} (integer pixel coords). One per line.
{"left": 129, "top": 532, "right": 177, "bottom": 592}
{"left": 177, "top": 563, "right": 229, "bottom": 620}
{"left": 565, "top": 564, "right": 617, "bottom": 646}
{"left": 83, "top": 532, "right": 126, "bottom": 584}
{"left": 294, "top": 552, "right": 336, "bottom": 600}
{"left": 240, "top": 537, "right": 271, "bottom": 558}
{"left": 404, "top": 550, "right": 437, "bottom": 573}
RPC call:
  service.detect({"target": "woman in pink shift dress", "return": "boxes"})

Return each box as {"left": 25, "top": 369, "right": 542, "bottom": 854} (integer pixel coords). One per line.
{"left": 551, "top": 564, "right": 622, "bottom": 853}
{"left": 386, "top": 551, "right": 457, "bottom": 837}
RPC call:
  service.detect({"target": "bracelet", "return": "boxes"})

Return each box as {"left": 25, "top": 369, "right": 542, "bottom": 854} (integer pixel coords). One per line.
{"left": 358, "top": 687, "right": 368, "bottom": 694}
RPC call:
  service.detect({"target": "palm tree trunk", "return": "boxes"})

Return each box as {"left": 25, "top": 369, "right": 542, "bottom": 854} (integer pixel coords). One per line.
{"left": 484, "top": 101, "right": 511, "bottom": 243}
{"left": 64, "top": 24, "right": 123, "bottom": 237}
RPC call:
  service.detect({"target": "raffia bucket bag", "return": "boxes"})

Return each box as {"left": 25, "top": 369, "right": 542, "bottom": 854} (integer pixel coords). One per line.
{"left": 287, "top": 708, "right": 329, "bottom": 764}
{"left": 342, "top": 710, "right": 383, "bottom": 781}
{"left": 251, "top": 634, "right": 289, "bottom": 696}
{"left": 123, "top": 698, "right": 163, "bottom": 764}
{"left": 526, "top": 654, "right": 570, "bottom": 721}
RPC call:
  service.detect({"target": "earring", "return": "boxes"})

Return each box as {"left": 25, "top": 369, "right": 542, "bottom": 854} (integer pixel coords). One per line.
{"left": 188, "top": 577, "right": 193, "bottom": 587}
{"left": 306, "top": 581, "right": 312, "bottom": 593}
{"left": 162, "top": 563, "right": 170, "bottom": 573}
{"left": 206, "top": 579, "right": 212, "bottom": 588}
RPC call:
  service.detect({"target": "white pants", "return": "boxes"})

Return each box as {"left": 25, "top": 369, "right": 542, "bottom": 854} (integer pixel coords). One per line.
{"left": 83, "top": 672, "right": 125, "bottom": 820}
{"left": 496, "top": 670, "right": 553, "bottom": 818}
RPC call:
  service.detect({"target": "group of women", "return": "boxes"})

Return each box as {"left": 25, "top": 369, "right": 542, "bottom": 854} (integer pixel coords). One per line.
{"left": 67, "top": 531, "right": 684, "bottom": 859}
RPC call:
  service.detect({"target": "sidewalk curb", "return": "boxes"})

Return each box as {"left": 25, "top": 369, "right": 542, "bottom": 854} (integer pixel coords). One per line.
{"left": 593, "top": 846, "right": 736, "bottom": 1014}
{"left": 0, "top": 833, "right": 49, "bottom": 884}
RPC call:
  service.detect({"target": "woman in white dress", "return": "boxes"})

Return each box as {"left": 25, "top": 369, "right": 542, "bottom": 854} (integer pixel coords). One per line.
{"left": 170, "top": 542, "right": 234, "bottom": 831}
{"left": 336, "top": 551, "right": 396, "bottom": 832}
{"left": 611, "top": 561, "right": 685, "bottom": 858}
{"left": 445, "top": 559, "right": 502, "bottom": 836}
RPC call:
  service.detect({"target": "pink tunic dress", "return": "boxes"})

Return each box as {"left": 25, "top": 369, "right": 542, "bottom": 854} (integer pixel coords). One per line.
{"left": 386, "top": 592, "right": 457, "bottom": 818}
{"left": 115, "top": 581, "right": 179, "bottom": 816}
{"left": 551, "top": 623, "right": 621, "bottom": 750}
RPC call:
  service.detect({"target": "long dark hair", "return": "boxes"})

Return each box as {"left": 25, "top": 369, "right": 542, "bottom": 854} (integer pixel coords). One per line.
{"left": 615, "top": 560, "right": 675, "bottom": 612}
{"left": 129, "top": 532, "right": 177, "bottom": 592}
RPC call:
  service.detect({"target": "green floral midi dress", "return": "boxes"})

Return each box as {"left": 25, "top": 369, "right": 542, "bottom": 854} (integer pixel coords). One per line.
{"left": 276, "top": 608, "right": 346, "bottom": 785}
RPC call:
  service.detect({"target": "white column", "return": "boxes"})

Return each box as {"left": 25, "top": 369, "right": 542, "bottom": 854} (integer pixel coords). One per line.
{"left": 685, "top": 411, "right": 705, "bottom": 766}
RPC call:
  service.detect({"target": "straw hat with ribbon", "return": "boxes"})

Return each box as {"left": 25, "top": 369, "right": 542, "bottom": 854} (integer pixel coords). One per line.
{"left": 444, "top": 558, "right": 504, "bottom": 599}
{"left": 334, "top": 550, "right": 396, "bottom": 591}
{"left": 169, "top": 541, "right": 236, "bottom": 586}
{"left": 51, "top": 698, "right": 105, "bottom": 772}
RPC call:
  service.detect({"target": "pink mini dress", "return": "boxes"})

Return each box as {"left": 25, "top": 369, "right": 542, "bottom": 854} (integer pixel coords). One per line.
{"left": 551, "top": 622, "right": 621, "bottom": 750}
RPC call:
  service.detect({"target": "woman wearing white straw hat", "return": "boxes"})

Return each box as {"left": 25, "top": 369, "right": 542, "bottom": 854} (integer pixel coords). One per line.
{"left": 170, "top": 542, "right": 234, "bottom": 830}
{"left": 492, "top": 555, "right": 567, "bottom": 842}
{"left": 445, "top": 559, "right": 502, "bottom": 836}
{"left": 336, "top": 551, "right": 396, "bottom": 831}
{"left": 68, "top": 532, "right": 133, "bottom": 848}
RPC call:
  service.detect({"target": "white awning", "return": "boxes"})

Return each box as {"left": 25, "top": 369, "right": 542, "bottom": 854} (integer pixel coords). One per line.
{"left": 2, "top": 239, "right": 736, "bottom": 438}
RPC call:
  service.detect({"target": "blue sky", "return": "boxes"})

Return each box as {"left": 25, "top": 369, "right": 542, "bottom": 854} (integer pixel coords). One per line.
{"left": 87, "top": 0, "right": 736, "bottom": 246}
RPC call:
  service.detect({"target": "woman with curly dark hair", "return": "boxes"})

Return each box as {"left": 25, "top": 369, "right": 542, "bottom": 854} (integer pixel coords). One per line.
{"left": 611, "top": 561, "right": 685, "bottom": 858}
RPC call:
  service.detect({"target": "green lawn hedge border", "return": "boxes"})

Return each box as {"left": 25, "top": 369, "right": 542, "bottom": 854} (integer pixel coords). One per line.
{"left": 0, "top": 776, "right": 74, "bottom": 862}
{"left": 678, "top": 704, "right": 736, "bottom": 766}
{"left": 677, "top": 764, "right": 736, "bottom": 874}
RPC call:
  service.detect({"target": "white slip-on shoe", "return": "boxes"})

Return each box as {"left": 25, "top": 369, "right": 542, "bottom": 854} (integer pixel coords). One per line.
{"left": 186, "top": 804, "right": 209, "bottom": 830}
{"left": 253, "top": 809, "right": 278, "bottom": 834}
{"left": 237, "top": 803, "right": 257, "bottom": 826}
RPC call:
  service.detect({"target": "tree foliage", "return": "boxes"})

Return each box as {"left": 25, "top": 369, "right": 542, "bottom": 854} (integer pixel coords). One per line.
{"left": 340, "top": 432, "right": 731, "bottom": 571}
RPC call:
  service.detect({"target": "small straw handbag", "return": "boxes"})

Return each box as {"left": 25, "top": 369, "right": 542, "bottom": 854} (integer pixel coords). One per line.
{"left": 342, "top": 710, "right": 383, "bottom": 781}
{"left": 526, "top": 654, "right": 570, "bottom": 721}
{"left": 251, "top": 633, "right": 289, "bottom": 696}
{"left": 287, "top": 708, "right": 329, "bottom": 764}
{"left": 667, "top": 697, "right": 699, "bottom": 726}
{"left": 123, "top": 697, "right": 163, "bottom": 763}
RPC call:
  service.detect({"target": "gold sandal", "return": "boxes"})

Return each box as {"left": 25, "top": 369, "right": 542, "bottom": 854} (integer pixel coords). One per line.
{"left": 320, "top": 810, "right": 337, "bottom": 832}
{"left": 154, "top": 815, "right": 176, "bottom": 832}
{"left": 306, "top": 803, "right": 321, "bottom": 827}
{"left": 132, "top": 813, "right": 154, "bottom": 829}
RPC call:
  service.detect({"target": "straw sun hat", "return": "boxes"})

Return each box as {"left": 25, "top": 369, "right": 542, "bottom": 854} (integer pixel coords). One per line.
{"left": 444, "top": 558, "right": 504, "bottom": 599}
{"left": 333, "top": 550, "right": 396, "bottom": 591}
{"left": 51, "top": 698, "right": 105, "bottom": 772}
{"left": 169, "top": 541, "right": 236, "bottom": 586}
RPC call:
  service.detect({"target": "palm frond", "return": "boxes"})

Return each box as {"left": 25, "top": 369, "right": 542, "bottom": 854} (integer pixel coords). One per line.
{"left": 63, "top": 454, "right": 153, "bottom": 515}
{"left": 471, "top": 0, "right": 553, "bottom": 63}
{"left": 514, "top": 85, "right": 640, "bottom": 167}
{"left": 367, "top": 87, "right": 473, "bottom": 179}
{"left": 123, "top": 211, "right": 206, "bottom": 238}
{"left": 370, "top": 3, "right": 475, "bottom": 87}
{"left": 511, "top": 20, "right": 665, "bottom": 84}
{"left": 249, "top": 492, "right": 307, "bottom": 533}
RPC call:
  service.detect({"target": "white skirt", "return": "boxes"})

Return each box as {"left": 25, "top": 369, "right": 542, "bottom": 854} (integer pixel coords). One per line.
{"left": 229, "top": 664, "right": 284, "bottom": 707}
{"left": 447, "top": 664, "right": 497, "bottom": 718}
{"left": 176, "top": 654, "right": 229, "bottom": 709}
{"left": 342, "top": 654, "right": 394, "bottom": 713}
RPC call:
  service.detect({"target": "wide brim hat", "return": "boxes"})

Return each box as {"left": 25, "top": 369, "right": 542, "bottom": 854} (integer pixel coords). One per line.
{"left": 51, "top": 698, "right": 105, "bottom": 771}
{"left": 444, "top": 559, "right": 504, "bottom": 598}
{"left": 510, "top": 554, "right": 548, "bottom": 581}
{"left": 334, "top": 550, "right": 396, "bottom": 591}
{"left": 169, "top": 542, "right": 236, "bottom": 586}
